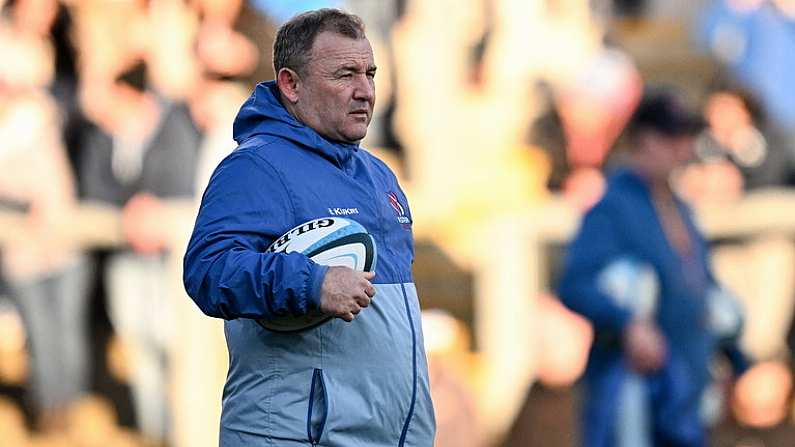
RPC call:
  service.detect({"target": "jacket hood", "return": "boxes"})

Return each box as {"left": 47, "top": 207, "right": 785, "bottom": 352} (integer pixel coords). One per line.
{"left": 232, "top": 81, "right": 360, "bottom": 167}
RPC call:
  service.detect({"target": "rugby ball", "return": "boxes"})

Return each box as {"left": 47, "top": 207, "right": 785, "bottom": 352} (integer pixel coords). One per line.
{"left": 706, "top": 286, "right": 743, "bottom": 344}
{"left": 597, "top": 257, "right": 659, "bottom": 319}
{"left": 256, "top": 217, "right": 376, "bottom": 332}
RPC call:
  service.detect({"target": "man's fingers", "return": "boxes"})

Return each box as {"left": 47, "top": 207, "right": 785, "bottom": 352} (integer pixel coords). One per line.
{"left": 357, "top": 294, "right": 371, "bottom": 308}
{"left": 319, "top": 267, "right": 377, "bottom": 322}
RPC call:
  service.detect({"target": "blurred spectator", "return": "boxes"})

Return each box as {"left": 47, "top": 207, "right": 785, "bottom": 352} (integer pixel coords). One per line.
{"left": 422, "top": 310, "right": 483, "bottom": 447}
{"left": 195, "top": 20, "right": 257, "bottom": 82}
{"left": 501, "top": 294, "right": 592, "bottom": 447}
{"left": 168, "top": 79, "right": 247, "bottom": 447}
{"left": 700, "top": 84, "right": 791, "bottom": 189}
{"left": 4, "top": 0, "right": 84, "bottom": 155}
{"left": 146, "top": 0, "right": 202, "bottom": 102}
{"left": 678, "top": 79, "right": 795, "bottom": 204}
{"left": 530, "top": 46, "right": 642, "bottom": 210}
{"left": 697, "top": 0, "right": 795, "bottom": 130}
{"left": 228, "top": 1, "right": 278, "bottom": 87}
{"left": 0, "top": 5, "right": 91, "bottom": 433}
{"left": 192, "top": 0, "right": 276, "bottom": 89}
{"left": 558, "top": 89, "right": 749, "bottom": 447}
{"left": 76, "top": 60, "right": 200, "bottom": 444}
{"left": 535, "top": 294, "right": 593, "bottom": 389}
{"left": 71, "top": 0, "right": 148, "bottom": 85}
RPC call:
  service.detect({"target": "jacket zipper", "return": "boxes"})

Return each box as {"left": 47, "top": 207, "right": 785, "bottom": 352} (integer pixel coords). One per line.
{"left": 398, "top": 283, "right": 418, "bottom": 447}
{"left": 307, "top": 368, "right": 328, "bottom": 446}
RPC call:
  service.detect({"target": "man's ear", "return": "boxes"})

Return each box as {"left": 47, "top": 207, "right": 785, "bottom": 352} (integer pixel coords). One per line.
{"left": 276, "top": 68, "right": 301, "bottom": 104}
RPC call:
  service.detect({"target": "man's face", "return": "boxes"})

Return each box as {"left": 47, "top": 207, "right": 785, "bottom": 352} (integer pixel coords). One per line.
{"left": 294, "top": 32, "right": 376, "bottom": 144}
{"left": 641, "top": 131, "right": 695, "bottom": 180}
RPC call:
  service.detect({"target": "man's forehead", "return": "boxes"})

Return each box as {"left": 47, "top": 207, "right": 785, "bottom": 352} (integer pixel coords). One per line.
{"left": 309, "top": 32, "right": 374, "bottom": 69}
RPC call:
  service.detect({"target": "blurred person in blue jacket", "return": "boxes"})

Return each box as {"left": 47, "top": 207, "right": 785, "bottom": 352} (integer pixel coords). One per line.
{"left": 558, "top": 89, "right": 749, "bottom": 447}
{"left": 183, "top": 9, "right": 435, "bottom": 446}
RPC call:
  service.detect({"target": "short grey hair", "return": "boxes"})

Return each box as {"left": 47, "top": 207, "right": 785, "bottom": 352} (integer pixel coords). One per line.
{"left": 272, "top": 9, "right": 366, "bottom": 77}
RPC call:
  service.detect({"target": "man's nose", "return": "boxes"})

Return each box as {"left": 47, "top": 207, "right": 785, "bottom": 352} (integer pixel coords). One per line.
{"left": 353, "top": 74, "right": 374, "bottom": 103}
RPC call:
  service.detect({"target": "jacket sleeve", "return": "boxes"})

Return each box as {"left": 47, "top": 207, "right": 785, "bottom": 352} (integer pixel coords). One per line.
{"left": 557, "top": 201, "right": 634, "bottom": 336}
{"left": 182, "top": 148, "right": 328, "bottom": 320}
{"left": 697, "top": 223, "right": 752, "bottom": 375}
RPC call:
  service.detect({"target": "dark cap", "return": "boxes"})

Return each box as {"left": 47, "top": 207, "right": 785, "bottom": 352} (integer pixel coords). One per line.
{"left": 628, "top": 89, "right": 704, "bottom": 137}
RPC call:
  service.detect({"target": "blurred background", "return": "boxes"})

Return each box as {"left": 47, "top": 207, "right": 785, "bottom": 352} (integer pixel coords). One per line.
{"left": 1, "top": 0, "right": 795, "bottom": 446}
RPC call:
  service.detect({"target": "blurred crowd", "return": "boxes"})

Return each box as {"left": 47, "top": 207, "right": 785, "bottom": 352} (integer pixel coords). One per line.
{"left": 0, "top": 0, "right": 795, "bottom": 446}
{"left": 0, "top": 0, "right": 301, "bottom": 445}
{"left": 536, "top": 0, "right": 795, "bottom": 208}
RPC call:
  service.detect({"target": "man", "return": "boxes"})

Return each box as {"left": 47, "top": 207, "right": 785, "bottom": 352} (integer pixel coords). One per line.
{"left": 183, "top": 9, "right": 436, "bottom": 446}
{"left": 557, "top": 89, "right": 748, "bottom": 447}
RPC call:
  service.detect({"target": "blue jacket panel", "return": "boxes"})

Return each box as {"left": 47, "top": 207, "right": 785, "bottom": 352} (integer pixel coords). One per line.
{"left": 558, "top": 169, "right": 746, "bottom": 447}
{"left": 183, "top": 81, "right": 435, "bottom": 446}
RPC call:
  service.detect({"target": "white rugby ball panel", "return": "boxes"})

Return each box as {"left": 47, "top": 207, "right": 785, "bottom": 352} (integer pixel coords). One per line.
{"left": 308, "top": 243, "right": 366, "bottom": 270}
{"left": 707, "top": 286, "right": 744, "bottom": 342}
{"left": 266, "top": 217, "right": 365, "bottom": 254}
{"left": 305, "top": 233, "right": 376, "bottom": 273}
{"left": 597, "top": 257, "right": 659, "bottom": 319}
{"left": 257, "top": 217, "right": 376, "bottom": 332}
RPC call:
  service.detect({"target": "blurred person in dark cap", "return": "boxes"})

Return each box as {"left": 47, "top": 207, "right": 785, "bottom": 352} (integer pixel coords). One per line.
{"left": 558, "top": 87, "right": 750, "bottom": 447}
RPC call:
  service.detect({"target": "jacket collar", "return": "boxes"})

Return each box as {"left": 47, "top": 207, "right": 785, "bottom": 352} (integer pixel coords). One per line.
{"left": 232, "top": 81, "right": 360, "bottom": 168}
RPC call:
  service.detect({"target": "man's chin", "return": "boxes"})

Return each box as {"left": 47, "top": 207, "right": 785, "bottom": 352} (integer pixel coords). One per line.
{"left": 342, "top": 128, "right": 368, "bottom": 144}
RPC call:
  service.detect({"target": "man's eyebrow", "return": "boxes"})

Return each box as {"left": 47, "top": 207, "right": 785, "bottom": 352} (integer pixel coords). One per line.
{"left": 335, "top": 63, "right": 377, "bottom": 73}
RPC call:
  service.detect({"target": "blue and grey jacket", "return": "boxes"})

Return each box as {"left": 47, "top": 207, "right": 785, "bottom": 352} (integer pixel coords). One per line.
{"left": 183, "top": 81, "right": 436, "bottom": 446}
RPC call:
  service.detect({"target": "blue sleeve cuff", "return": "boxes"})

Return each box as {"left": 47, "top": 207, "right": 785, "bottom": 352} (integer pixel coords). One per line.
{"left": 307, "top": 263, "right": 329, "bottom": 311}
{"left": 615, "top": 309, "right": 634, "bottom": 333}
{"left": 591, "top": 307, "right": 635, "bottom": 349}
{"left": 725, "top": 345, "right": 752, "bottom": 376}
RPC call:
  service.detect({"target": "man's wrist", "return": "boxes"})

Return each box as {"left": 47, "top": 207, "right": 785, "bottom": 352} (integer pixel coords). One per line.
{"left": 307, "top": 263, "right": 329, "bottom": 310}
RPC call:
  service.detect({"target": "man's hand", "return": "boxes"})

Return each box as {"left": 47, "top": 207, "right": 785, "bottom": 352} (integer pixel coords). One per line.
{"left": 623, "top": 319, "right": 667, "bottom": 374}
{"left": 319, "top": 266, "right": 376, "bottom": 322}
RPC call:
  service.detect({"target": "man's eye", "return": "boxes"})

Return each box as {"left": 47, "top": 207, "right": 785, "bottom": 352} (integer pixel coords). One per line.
{"left": 340, "top": 73, "right": 353, "bottom": 79}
